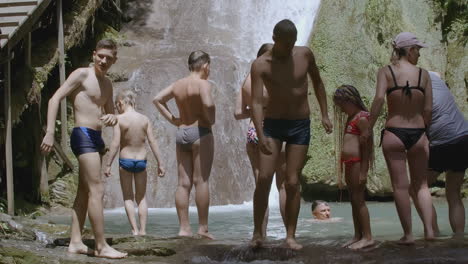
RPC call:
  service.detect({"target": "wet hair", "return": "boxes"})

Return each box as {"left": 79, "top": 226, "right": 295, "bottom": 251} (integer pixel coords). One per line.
{"left": 273, "top": 19, "right": 297, "bottom": 40}
{"left": 96, "top": 39, "right": 117, "bottom": 52}
{"left": 333, "top": 85, "right": 375, "bottom": 186}
{"left": 188, "top": 50, "right": 210, "bottom": 72}
{"left": 116, "top": 89, "right": 136, "bottom": 107}
{"left": 311, "top": 200, "right": 328, "bottom": 212}
{"left": 257, "top": 43, "right": 273, "bottom": 58}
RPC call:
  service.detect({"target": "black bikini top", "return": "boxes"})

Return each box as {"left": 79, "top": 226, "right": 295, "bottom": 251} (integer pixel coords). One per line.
{"left": 386, "top": 65, "right": 424, "bottom": 97}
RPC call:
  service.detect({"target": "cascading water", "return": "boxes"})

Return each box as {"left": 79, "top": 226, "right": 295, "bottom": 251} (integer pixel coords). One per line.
{"left": 104, "top": 0, "right": 321, "bottom": 208}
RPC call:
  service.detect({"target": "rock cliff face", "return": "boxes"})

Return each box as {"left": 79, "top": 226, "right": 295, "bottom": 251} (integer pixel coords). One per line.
{"left": 303, "top": 0, "right": 467, "bottom": 199}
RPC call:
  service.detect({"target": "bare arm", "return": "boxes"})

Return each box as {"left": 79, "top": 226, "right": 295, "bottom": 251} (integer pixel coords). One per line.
{"left": 153, "top": 84, "right": 179, "bottom": 126}
{"left": 234, "top": 74, "right": 251, "bottom": 120}
{"left": 104, "top": 119, "right": 121, "bottom": 177}
{"left": 369, "top": 67, "right": 387, "bottom": 130}
{"left": 100, "top": 79, "right": 117, "bottom": 126}
{"left": 422, "top": 70, "right": 433, "bottom": 127}
{"left": 357, "top": 117, "right": 371, "bottom": 183}
{"left": 146, "top": 118, "right": 165, "bottom": 176}
{"left": 250, "top": 59, "right": 269, "bottom": 153}
{"left": 40, "top": 68, "right": 87, "bottom": 153}
{"left": 200, "top": 81, "right": 215, "bottom": 125}
{"left": 307, "top": 49, "right": 332, "bottom": 133}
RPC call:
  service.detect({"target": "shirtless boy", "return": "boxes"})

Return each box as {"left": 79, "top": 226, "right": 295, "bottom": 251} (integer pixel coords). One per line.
{"left": 153, "top": 51, "right": 215, "bottom": 239}
{"left": 105, "top": 89, "right": 165, "bottom": 236}
{"left": 40, "top": 39, "right": 127, "bottom": 259}
{"left": 250, "top": 20, "right": 332, "bottom": 250}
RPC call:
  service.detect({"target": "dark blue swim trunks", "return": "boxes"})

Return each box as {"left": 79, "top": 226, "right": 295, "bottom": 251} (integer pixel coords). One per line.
{"left": 119, "top": 158, "right": 147, "bottom": 173}
{"left": 70, "top": 127, "right": 105, "bottom": 156}
{"left": 263, "top": 118, "right": 311, "bottom": 145}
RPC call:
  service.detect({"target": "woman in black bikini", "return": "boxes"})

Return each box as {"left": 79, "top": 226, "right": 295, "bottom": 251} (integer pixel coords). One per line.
{"left": 368, "top": 32, "right": 435, "bottom": 244}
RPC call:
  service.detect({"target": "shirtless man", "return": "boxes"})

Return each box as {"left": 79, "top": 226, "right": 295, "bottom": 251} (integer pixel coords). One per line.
{"left": 235, "top": 43, "right": 287, "bottom": 237}
{"left": 153, "top": 50, "right": 215, "bottom": 239}
{"left": 250, "top": 20, "right": 332, "bottom": 250}
{"left": 40, "top": 39, "right": 127, "bottom": 259}
{"left": 105, "top": 89, "right": 165, "bottom": 236}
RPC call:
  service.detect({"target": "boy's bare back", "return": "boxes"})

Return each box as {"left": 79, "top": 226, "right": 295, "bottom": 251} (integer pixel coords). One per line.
{"left": 117, "top": 111, "right": 150, "bottom": 160}
{"left": 173, "top": 77, "right": 212, "bottom": 128}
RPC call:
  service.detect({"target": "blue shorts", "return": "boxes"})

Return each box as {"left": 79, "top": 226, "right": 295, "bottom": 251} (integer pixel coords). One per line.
{"left": 263, "top": 118, "right": 311, "bottom": 145}
{"left": 70, "top": 127, "right": 105, "bottom": 156}
{"left": 119, "top": 158, "right": 147, "bottom": 173}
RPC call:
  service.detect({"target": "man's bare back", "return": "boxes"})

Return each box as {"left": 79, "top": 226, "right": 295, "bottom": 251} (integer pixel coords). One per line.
{"left": 172, "top": 76, "right": 213, "bottom": 128}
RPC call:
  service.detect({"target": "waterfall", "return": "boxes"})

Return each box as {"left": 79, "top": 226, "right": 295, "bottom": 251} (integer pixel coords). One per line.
{"left": 104, "top": 0, "right": 321, "bottom": 208}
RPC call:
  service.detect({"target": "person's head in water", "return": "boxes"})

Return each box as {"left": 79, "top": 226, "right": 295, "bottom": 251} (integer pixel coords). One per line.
{"left": 272, "top": 19, "right": 297, "bottom": 57}
{"left": 93, "top": 39, "right": 118, "bottom": 75}
{"left": 115, "top": 89, "right": 136, "bottom": 114}
{"left": 257, "top": 43, "right": 273, "bottom": 58}
{"left": 390, "top": 32, "right": 427, "bottom": 65}
{"left": 312, "top": 200, "right": 331, "bottom": 220}
{"left": 188, "top": 50, "right": 210, "bottom": 79}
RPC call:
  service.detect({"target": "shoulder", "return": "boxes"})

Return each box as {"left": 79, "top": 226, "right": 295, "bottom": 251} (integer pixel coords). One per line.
{"left": 198, "top": 79, "right": 212, "bottom": 91}
{"left": 69, "top": 67, "right": 89, "bottom": 81}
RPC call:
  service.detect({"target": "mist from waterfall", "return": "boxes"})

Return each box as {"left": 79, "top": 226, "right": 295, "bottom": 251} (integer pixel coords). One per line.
{"left": 104, "top": 0, "right": 321, "bottom": 208}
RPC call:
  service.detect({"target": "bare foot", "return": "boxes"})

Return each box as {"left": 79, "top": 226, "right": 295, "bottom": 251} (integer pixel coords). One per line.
{"left": 95, "top": 245, "right": 127, "bottom": 259}
{"left": 68, "top": 241, "right": 92, "bottom": 255}
{"left": 342, "top": 237, "right": 360, "bottom": 248}
{"left": 396, "top": 235, "right": 414, "bottom": 245}
{"left": 452, "top": 232, "right": 464, "bottom": 240}
{"left": 178, "top": 229, "right": 193, "bottom": 237}
{"left": 250, "top": 233, "right": 264, "bottom": 249}
{"left": 285, "top": 238, "right": 303, "bottom": 251}
{"left": 348, "top": 238, "right": 375, "bottom": 250}
{"left": 138, "top": 230, "right": 146, "bottom": 236}
{"left": 132, "top": 229, "right": 139, "bottom": 236}
{"left": 424, "top": 229, "right": 435, "bottom": 241}
{"left": 197, "top": 230, "right": 215, "bottom": 240}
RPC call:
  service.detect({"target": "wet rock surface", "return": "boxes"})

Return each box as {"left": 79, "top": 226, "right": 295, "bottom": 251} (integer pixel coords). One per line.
{"left": 1, "top": 216, "right": 468, "bottom": 264}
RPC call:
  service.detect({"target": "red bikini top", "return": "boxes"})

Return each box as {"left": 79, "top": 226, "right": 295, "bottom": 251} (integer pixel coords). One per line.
{"left": 345, "top": 111, "right": 370, "bottom": 135}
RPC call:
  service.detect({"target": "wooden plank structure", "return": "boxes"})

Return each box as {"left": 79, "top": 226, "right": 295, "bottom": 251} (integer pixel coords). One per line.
{"left": 0, "top": 0, "right": 63, "bottom": 215}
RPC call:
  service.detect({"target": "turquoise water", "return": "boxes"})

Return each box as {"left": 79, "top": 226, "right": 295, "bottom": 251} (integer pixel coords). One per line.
{"left": 50, "top": 200, "right": 466, "bottom": 242}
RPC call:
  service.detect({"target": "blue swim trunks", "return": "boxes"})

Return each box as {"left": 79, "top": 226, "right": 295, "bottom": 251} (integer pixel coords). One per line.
{"left": 119, "top": 159, "right": 147, "bottom": 173}
{"left": 70, "top": 127, "right": 105, "bottom": 156}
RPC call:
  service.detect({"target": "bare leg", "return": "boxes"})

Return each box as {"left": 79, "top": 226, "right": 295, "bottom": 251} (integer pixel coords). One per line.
{"left": 79, "top": 153, "right": 127, "bottom": 259}
{"left": 283, "top": 144, "right": 308, "bottom": 251}
{"left": 346, "top": 163, "right": 374, "bottom": 250}
{"left": 407, "top": 134, "right": 435, "bottom": 240}
{"left": 276, "top": 147, "right": 287, "bottom": 229}
{"left": 134, "top": 170, "right": 148, "bottom": 236}
{"left": 192, "top": 134, "right": 214, "bottom": 240}
{"left": 246, "top": 142, "right": 269, "bottom": 237}
{"left": 119, "top": 168, "right": 138, "bottom": 235}
{"left": 445, "top": 170, "right": 465, "bottom": 237}
{"left": 176, "top": 145, "right": 194, "bottom": 237}
{"left": 68, "top": 167, "right": 91, "bottom": 254}
{"left": 382, "top": 131, "right": 414, "bottom": 245}
{"left": 251, "top": 138, "right": 281, "bottom": 248}
{"left": 411, "top": 170, "right": 440, "bottom": 236}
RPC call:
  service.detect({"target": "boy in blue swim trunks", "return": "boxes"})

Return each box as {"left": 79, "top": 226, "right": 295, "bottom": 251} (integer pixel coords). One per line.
{"left": 105, "top": 89, "right": 165, "bottom": 235}
{"left": 40, "top": 39, "right": 127, "bottom": 259}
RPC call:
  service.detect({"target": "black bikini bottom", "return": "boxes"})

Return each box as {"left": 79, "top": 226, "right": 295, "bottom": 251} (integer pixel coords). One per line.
{"left": 380, "top": 127, "right": 426, "bottom": 150}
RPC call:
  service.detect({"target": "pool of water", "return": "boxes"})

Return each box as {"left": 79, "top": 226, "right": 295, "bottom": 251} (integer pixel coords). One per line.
{"left": 50, "top": 200, "right": 467, "bottom": 243}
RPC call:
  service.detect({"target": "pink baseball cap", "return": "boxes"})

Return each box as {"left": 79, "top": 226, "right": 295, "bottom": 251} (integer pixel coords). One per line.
{"left": 392, "top": 32, "right": 428, "bottom": 48}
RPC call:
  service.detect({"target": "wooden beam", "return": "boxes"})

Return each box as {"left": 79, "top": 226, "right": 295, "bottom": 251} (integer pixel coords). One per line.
{"left": 1, "top": 0, "right": 53, "bottom": 50}
{"left": 0, "top": 12, "right": 28, "bottom": 17}
{"left": 0, "top": 1, "right": 37, "bottom": 8}
{"left": 4, "top": 45, "right": 14, "bottom": 215}
{"left": 57, "top": 0, "right": 67, "bottom": 150}
{"left": 0, "top": 22, "right": 19, "bottom": 27}
{"left": 0, "top": 34, "right": 8, "bottom": 39}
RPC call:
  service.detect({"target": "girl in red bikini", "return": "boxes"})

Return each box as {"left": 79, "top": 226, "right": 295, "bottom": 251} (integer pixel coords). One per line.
{"left": 333, "top": 85, "right": 374, "bottom": 250}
